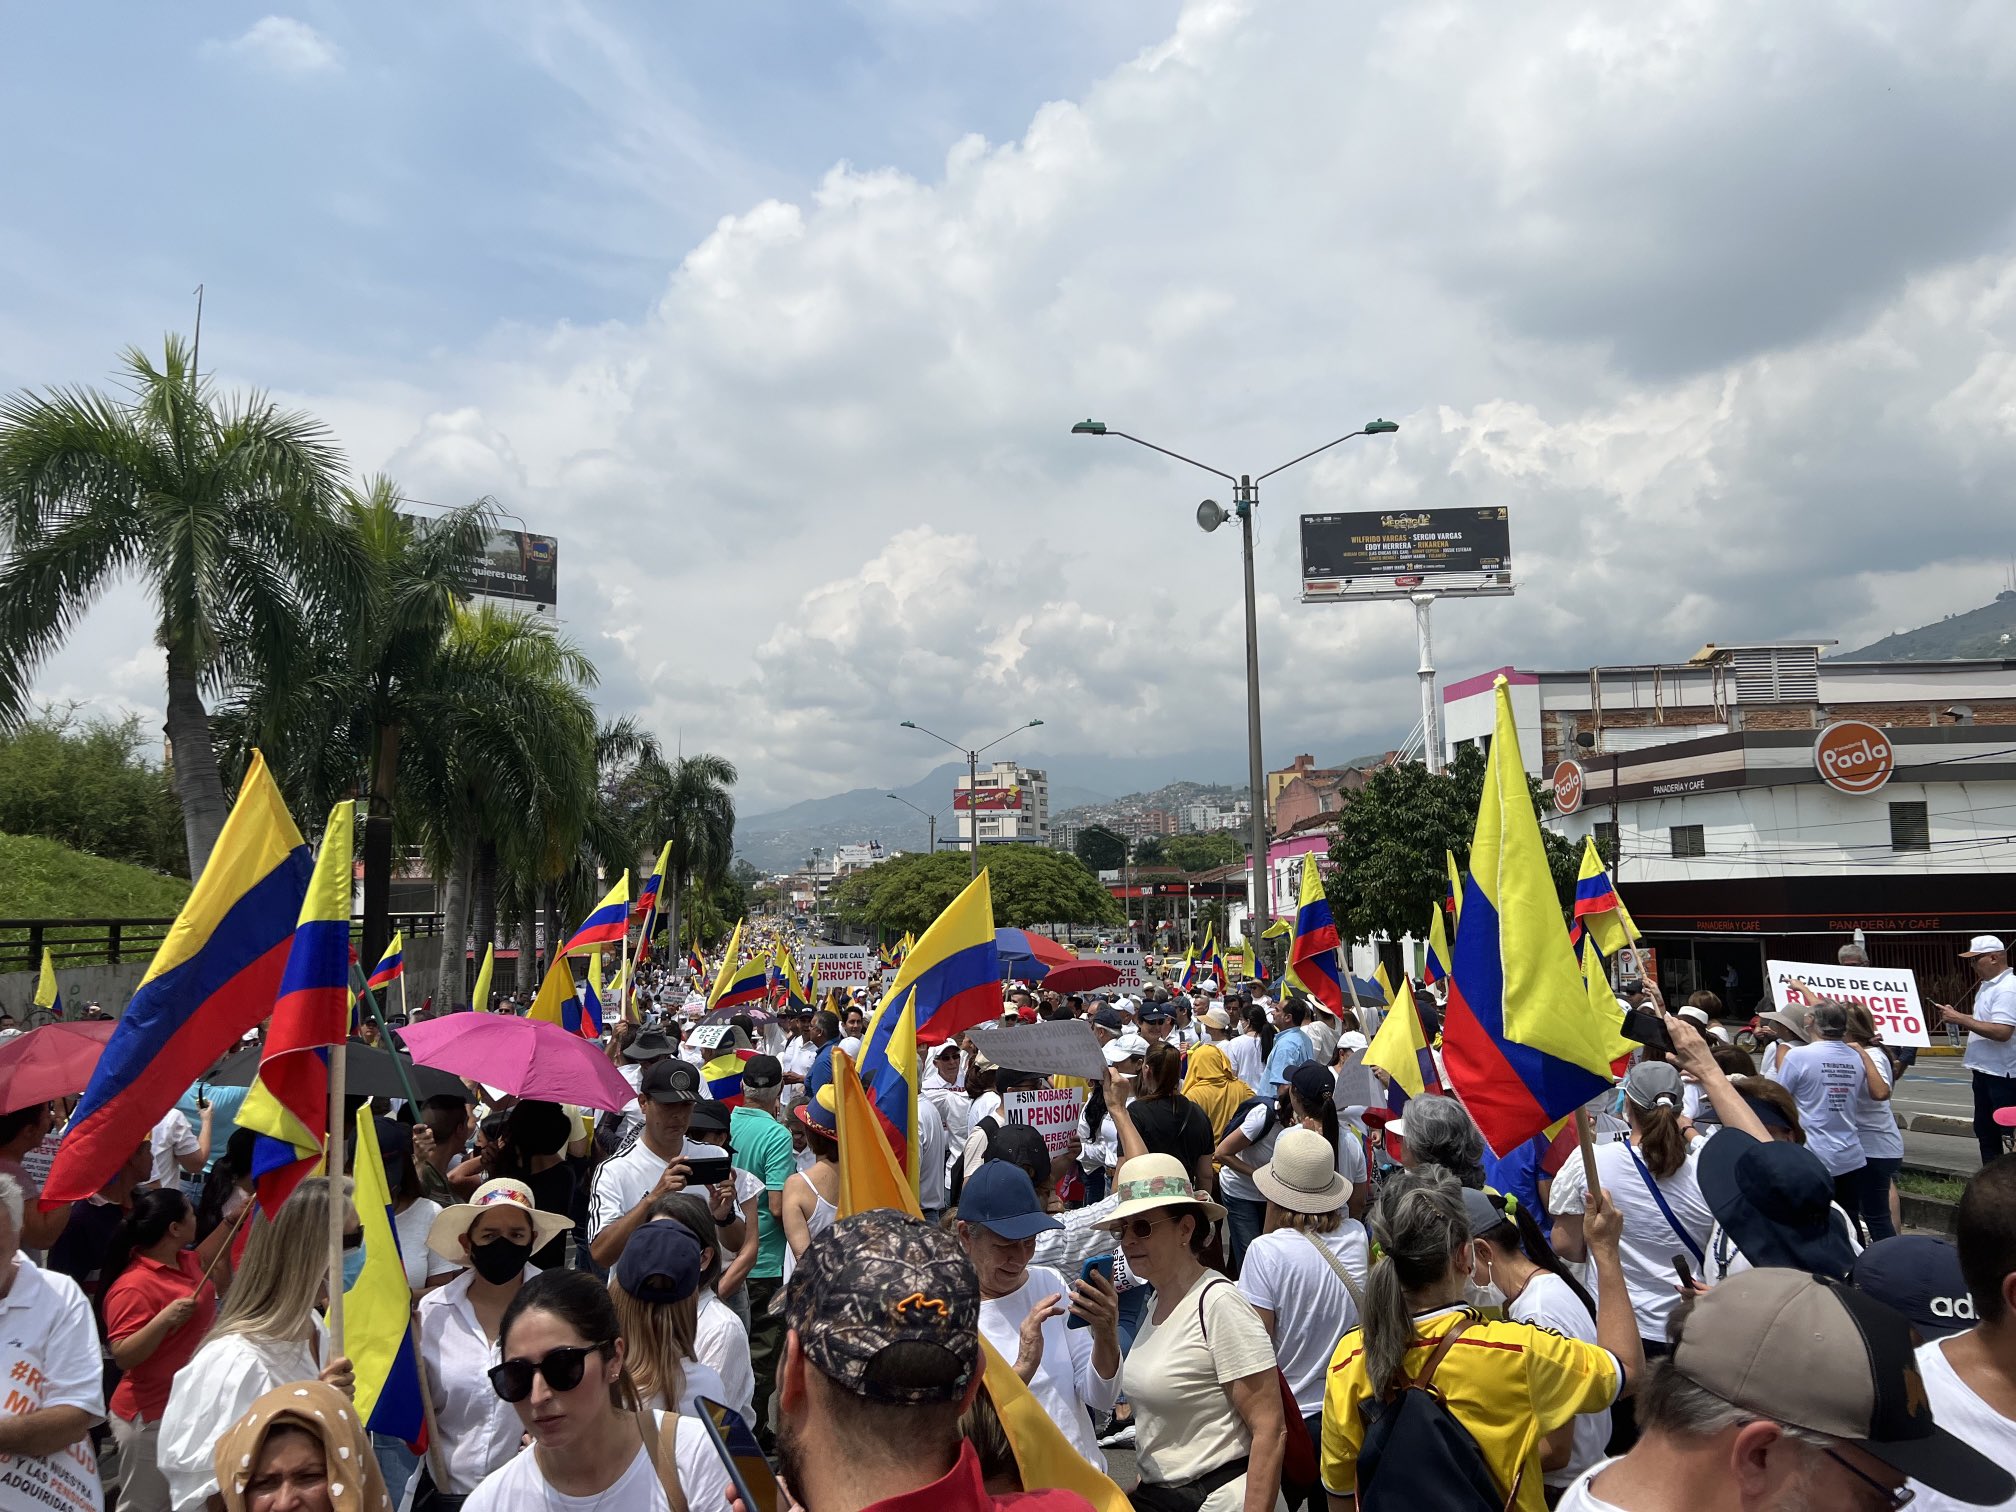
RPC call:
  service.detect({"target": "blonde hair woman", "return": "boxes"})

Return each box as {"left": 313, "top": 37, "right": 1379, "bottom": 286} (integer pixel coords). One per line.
{"left": 158, "top": 1179, "right": 356, "bottom": 1512}
{"left": 608, "top": 1219, "right": 728, "bottom": 1415}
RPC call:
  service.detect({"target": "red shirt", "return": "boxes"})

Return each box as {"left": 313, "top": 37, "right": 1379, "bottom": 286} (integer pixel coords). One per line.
{"left": 862, "top": 1441, "right": 1095, "bottom": 1512}
{"left": 103, "top": 1250, "right": 217, "bottom": 1422}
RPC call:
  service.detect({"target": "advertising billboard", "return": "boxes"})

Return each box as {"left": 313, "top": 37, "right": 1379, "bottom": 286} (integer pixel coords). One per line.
{"left": 470, "top": 529, "right": 559, "bottom": 611}
{"left": 1299, "top": 507, "right": 1514, "bottom": 601}
{"left": 954, "top": 785, "right": 1024, "bottom": 812}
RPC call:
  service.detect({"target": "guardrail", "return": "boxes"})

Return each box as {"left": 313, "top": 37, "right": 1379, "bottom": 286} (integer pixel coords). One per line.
{"left": 0, "top": 913, "right": 446, "bottom": 976}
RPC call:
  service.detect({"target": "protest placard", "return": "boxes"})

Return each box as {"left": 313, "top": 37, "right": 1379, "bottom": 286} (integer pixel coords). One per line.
{"left": 1004, "top": 1085, "right": 1087, "bottom": 1156}
{"left": 967, "top": 1020, "right": 1108, "bottom": 1083}
{"left": 1765, "top": 959, "right": 1930, "bottom": 1047}
{"left": 801, "top": 947, "right": 881, "bottom": 987}
{"left": 1091, "top": 947, "right": 1144, "bottom": 991}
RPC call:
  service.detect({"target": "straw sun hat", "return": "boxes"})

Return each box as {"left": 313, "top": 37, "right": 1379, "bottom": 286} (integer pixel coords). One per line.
{"left": 426, "top": 1177, "right": 573, "bottom": 1263}
{"left": 1098, "top": 1153, "right": 1226, "bottom": 1227}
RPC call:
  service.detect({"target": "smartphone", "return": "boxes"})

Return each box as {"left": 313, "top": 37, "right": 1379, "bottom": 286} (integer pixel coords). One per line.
{"left": 695, "top": 1397, "right": 777, "bottom": 1512}
{"left": 1068, "top": 1253, "right": 1116, "bottom": 1330}
{"left": 683, "top": 1154, "right": 734, "bottom": 1190}
{"left": 1620, "top": 1007, "right": 1673, "bottom": 1052}
{"left": 1673, "top": 1253, "right": 1697, "bottom": 1293}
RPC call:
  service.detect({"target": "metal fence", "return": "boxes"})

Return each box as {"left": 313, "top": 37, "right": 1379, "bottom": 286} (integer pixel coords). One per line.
{"left": 0, "top": 912, "right": 446, "bottom": 976}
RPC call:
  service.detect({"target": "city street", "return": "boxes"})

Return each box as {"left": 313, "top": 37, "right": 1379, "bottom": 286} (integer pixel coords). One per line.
{"left": 1893, "top": 1059, "right": 1986, "bottom": 1174}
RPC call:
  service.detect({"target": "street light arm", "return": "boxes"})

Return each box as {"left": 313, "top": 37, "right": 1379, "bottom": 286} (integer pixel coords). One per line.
{"left": 899, "top": 721, "right": 967, "bottom": 756}
{"left": 1254, "top": 428, "right": 1372, "bottom": 484}
{"left": 973, "top": 720, "right": 1042, "bottom": 757}
{"left": 1100, "top": 430, "right": 1238, "bottom": 485}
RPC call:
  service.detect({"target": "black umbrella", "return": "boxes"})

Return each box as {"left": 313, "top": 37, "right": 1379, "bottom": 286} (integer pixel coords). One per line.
{"left": 207, "top": 1040, "right": 468, "bottom": 1101}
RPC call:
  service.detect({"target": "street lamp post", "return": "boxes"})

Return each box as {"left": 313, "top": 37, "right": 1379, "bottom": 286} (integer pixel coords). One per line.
{"left": 885, "top": 792, "right": 941, "bottom": 855}
{"left": 1071, "top": 416, "right": 1398, "bottom": 930}
{"left": 899, "top": 718, "right": 1045, "bottom": 879}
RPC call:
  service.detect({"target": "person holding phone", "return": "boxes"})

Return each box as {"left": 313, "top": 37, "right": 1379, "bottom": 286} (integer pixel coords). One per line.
{"left": 588, "top": 1060, "right": 716, "bottom": 1271}
{"left": 959, "top": 1161, "right": 1123, "bottom": 1470}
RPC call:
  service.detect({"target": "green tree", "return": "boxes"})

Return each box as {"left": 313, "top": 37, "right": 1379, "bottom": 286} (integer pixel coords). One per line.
{"left": 1073, "top": 824, "right": 1126, "bottom": 871}
{"left": 832, "top": 847, "right": 1123, "bottom": 934}
{"left": 1164, "top": 832, "right": 1244, "bottom": 872}
{"left": 0, "top": 336, "right": 358, "bottom": 875}
{"left": 1132, "top": 834, "right": 1166, "bottom": 865}
{"left": 0, "top": 707, "right": 183, "bottom": 873}
{"left": 1322, "top": 745, "right": 1576, "bottom": 944}
{"left": 631, "top": 754, "right": 738, "bottom": 963}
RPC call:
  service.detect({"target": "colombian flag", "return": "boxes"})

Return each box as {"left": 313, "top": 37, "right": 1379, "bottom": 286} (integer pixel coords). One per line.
{"left": 579, "top": 951, "right": 607, "bottom": 1039}
{"left": 635, "top": 842, "right": 671, "bottom": 960}
{"left": 857, "top": 989, "right": 921, "bottom": 1188}
{"left": 528, "top": 955, "right": 583, "bottom": 1035}
{"left": 1423, "top": 900, "right": 1453, "bottom": 989}
{"left": 1572, "top": 837, "right": 1639, "bottom": 960}
{"left": 706, "top": 922, "right": 747, "bottom": 1009}
{"left": 45, "top": 753, "right": 312, "bottom": 1203}
{"left": 366, "top": 933, "right": 404, "bottom": 991}
{"left": 346, "top": 1107, "right": 428, "bottom": 1452}
{"left": 1288, "top": 853, "right": 1344, "bottom": 1015}
{"left": 1363, "top": 978, "right": 1444, "bottom": 1114}
{"left": 1442, "top": 677, "right": 1616, "bottom": 1155}
{"left": 239, "top": 802, "right": 355, "bottom": 1215}
{"left": 561, "top": 874, "right": 629, "bottom": 958}
{"left": 874, "top": 870, "right": 1001, "bottom": 1048}
{"left": 703, "top": 1049, "right": 756, "bottom": 1107}
{"left": 713, "top": 952, "right": 771, "bottom": 1010}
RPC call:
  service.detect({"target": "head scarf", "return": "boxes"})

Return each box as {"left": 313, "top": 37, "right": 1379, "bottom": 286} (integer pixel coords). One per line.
{"left": 1180, "top": 1041, "right": 1253, "bottom": 1138}
{"left": 212, "top": 1380, "right": 390, "bottom": 1512}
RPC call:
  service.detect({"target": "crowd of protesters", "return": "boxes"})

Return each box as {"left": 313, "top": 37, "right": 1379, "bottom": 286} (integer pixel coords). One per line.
{"left": 0, "top": 928, "right": 2010, "bottom": 1512}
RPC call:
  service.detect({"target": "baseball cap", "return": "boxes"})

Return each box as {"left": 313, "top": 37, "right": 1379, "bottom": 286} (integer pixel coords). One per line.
{"left": 959, "top": 1160, "right": 1061, "bottom": 1240}
{"left": 641, "top": 1058, "right": 701, "bottom": 1104}
{"left": 742, "top": 1053, "right": 783, "bottom": 1090}
{"left": 786, "top": 1209, "right": 981, "bottom": 1404}
{"left": 624, "top": 1029, "right": 678, "bottom": 1061}
{"left": 1670, "top": 1270, "right": 2012, "bottom": 1505}
{"left": 614, "top": 1219, "right": 703, "bottom": 1304}
{"left": 1961, "top": 934, "right": 2007, "bottom": 957}
{"left": 1698, "top": 1129, "right": 1857, "bottom": 1278}
{"left": 1092, "top": 1006, "right": 1127, "bottom": 1033}
{"left": 1288, "top": 1061, "right": 1335, "bottom": 1107}
{"left": 1103, "top": 1033, "right": 1148, "bottom": 1065}
{"left": 1624, "top": 1060, "right": 1684, "bottom": 1110}
{"left": 688, "top": 1100, "right": 732, "bottom": 1135}
{"left": 1853, "top": 1236, "right": 1976, "bottom": 1340}
{"left": 983, "top": 1123, "right": 1053, "bottom": 1186}
{"left": 1139, "top": 1003, "right": 1173, "bottom": 1023}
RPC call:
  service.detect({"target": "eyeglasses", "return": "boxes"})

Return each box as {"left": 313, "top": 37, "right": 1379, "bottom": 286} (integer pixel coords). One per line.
{"left": 1822, "top": 1448, "right": 1914, "bottom": 1511}
{"left": 341, "top": 1229, "right": 364, "bottom": 1252}
{"left": 487, "top": 1341, "right": 615, "bottom": 1403}
{"left": 1118, "top": 1215, "right": 1167, "bottom": 1241}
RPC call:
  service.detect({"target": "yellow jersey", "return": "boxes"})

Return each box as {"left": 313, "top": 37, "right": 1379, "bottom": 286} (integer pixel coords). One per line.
{"left": 1321, "top": 1304, "right": 1619, "bottom": 1512}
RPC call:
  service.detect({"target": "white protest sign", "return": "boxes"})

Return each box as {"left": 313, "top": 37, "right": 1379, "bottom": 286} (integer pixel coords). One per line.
{"left": 802, "top": 946, "right": 880, "bottom": 987}
{"left": 688, "top": 1023, "right": 731, "bottom": 1051}
{"left": 1091, "top": 947, "right": 1144, "bottom": 991}
{"left": 1003, "top": 1085, "right": 1086, "bottom": 1156}
{"left": 1766, "top": 960, "right": 1930, "bottom": 1047}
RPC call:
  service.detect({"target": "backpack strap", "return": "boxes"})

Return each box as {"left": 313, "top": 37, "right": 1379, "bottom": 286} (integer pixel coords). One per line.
{"left": 1622, "top": 1140, "right": 1705, "bottom": 1265}
{"left": 1392, "top": 1315, "right": 1473, "bottom": 1397}
{"left": 1294, "top": 1227, "right": 1367, "bottom": 1312}
{"left": 634, "top": 1410, "right": 690, "bottom": 1512}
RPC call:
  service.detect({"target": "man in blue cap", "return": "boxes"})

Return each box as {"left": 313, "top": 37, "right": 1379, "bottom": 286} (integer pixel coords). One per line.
{"left": 956, "top": 1159, "right": 1122, "bottom": 1470}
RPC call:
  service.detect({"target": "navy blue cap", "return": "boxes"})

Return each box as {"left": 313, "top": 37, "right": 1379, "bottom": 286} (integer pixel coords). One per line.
{"left": 1138, "top": 1004, "right": 1173, "bottom": 1023}
{"left": 957, "top": 1161, "right": 1062, "bottom": 1240}
{"left": 1853, "top": 1236, "right": 1975, "bottom": 1339}
{"left": 1699, "top": 1129, "right": 1857, "bottom": 1279}
{"left": 1288, "top": 1061, "right": 1335, "bottom": 1106}
{"left": 1092, "top": 1006, "right": 1127, "bottom": 1032}
{"left": 615, "top": 1219, "right": 703, "bottom": 1304}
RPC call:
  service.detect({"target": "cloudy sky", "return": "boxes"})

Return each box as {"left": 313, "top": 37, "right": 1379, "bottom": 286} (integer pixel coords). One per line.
{"left": 8, "top": 1, "right": 2016, "bottom": 812}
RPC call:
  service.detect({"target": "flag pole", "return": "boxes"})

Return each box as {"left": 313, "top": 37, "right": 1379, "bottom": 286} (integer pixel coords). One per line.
{"left": 350, "top": 962, "right": 423, "bottom": 1110}
{"left": 1575, "top": 1107, "right": 1601, "bottom": 1205}
{"left": 409, "top": 1321, "right": 452, "bottom": 1487}
{"left": 325, "top": 1038, "right": 348, "bottom": 1360}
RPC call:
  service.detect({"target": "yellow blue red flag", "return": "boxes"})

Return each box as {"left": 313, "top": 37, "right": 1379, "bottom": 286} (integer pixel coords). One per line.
{"left": 32, "top": 950, "right": 60, "bottom": 1020}
{"left": 873, "top": 870, "right": 1001, "bottom": 1046}
{"left": 561, "top": 874, "right": 629, "bottom": 958}
{"left": 1289, "top": 853, "right": 1344, "bottom": 1014}
{"left": 1571, "top": 836, "right": 1640, "bottom": 960}
{"left": 1363, "top": 978, "right": 1445, "bottom": 1114}
{"left": 857, "top": 988, "right": 921, "bottom": 1189}
{"left": 366, "top": 932, "right": 404, "bottom": 991}
{"left": 346, "top": 1106, "right": 428, "bottom": 1449}
{"left": 706, "top": 921, "right": 746, "bottom": 1009}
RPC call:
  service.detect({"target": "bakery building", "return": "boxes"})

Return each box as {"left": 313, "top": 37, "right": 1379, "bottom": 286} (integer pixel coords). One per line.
{"left": 1441, "top": 644, "right": 2016, "bottom": 1014}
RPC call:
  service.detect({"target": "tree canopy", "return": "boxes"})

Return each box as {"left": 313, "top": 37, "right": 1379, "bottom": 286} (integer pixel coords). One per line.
{"left": 1321, "top": 745, "right": 1577, "bottom": 943}
{"left": 1163, "top": 831, "right": 1245, "bottom": 872}
{"left": 832, "top": 847, "right": 1124, "bottom": 934}
{"left": 0, "top": 708, "right": 183, "bottom": 875}
{"left": 1073, "top": 824, "right": 1127, "bottom": 872}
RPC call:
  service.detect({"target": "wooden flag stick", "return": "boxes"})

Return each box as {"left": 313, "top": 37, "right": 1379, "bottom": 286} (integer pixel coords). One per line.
{"left": 325, "top": 1040, "right": 348, "bottom": 1359}
{"left": 196, "top": 1197, "right": 252, "bottom": 1291}
{"left": 1576, "top": 1105, "right": 1602, "bottom": 1206}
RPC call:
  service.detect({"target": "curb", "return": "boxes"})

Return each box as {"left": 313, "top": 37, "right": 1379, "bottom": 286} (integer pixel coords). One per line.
{"left": 1900, "top": 1190, "right": 1958, "bottom": 1237}
{"left": 1906, "top": 1113, "right": 1974, "bottom": 1139}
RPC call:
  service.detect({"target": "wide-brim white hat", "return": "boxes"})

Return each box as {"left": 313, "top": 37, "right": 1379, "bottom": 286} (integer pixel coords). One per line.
{"left": 1098, "top": 1153, "right": 1226, "bottom": 1226}
{"left": 1251, "top": 1127, "right": 1352, "bottom": 1213}
{"left": 427, "top": 1177, "right": 573, "bottom": 1263}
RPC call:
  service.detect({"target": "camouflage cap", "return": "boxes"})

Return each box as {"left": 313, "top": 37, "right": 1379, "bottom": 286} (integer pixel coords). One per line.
{"left": 784, "top": 1209, "right": 980, "bottom": 1405}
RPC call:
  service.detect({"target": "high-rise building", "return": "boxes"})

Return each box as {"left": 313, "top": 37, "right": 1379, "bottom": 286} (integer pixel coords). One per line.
{"left": 954, "top": 761, "right": 1050, "bottom": 845}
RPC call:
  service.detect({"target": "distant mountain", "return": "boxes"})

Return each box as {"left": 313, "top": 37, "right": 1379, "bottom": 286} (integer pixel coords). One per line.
{"left": 1839, "top": 591, "right": 2016, "bottom": 661}
{"left": 733, "top": 748, "right": 1249, "bottom": 873}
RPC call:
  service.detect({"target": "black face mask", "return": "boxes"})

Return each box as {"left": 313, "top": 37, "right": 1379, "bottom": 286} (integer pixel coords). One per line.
{"left": 469, "top": 1236, "right": 535, "bottom": 1284}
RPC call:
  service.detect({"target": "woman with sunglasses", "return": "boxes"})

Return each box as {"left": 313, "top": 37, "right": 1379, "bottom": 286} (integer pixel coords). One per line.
{"left": 1103, "top": 1153, "right": 1288, "bottom": 1512}
{"left": 158, "top": 1178, "right": 356, "bottom": 1512}
{"left": 465, "top": 1268, "right": 726, "bottom": 1512}
{"left": 415, "top": 1179, "right": 573, "bottom": 1511}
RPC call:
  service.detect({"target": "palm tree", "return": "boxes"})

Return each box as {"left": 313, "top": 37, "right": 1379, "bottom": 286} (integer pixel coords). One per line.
{"left": 650, "top": 752, "right": 738, "bottom": 955}
{"left": 0, "top": 336, "right": 356, "bottom": 873}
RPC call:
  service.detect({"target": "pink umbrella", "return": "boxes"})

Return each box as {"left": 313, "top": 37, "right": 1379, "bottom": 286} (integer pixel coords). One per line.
{"left": 393, "top": 1015, "right": 637, "bottom": 1113}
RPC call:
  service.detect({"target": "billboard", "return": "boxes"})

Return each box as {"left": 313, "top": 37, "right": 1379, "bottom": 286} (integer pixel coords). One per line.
{"left": 1300, "top": 507, "right": 1513, "bottom": 602}
{"left": 470, "top": 529, "right": 559, "bottom": 611}
{"left": 954, "top": 785, "right": 1024, "bottom": 812}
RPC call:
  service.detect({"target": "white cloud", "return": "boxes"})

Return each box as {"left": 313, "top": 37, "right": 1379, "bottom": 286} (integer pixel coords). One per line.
{"left": 36, "top": 0, "right": 2016, "bottom": 813}
{"left": 209, "top": 17, "right": 343, "bottom": 76}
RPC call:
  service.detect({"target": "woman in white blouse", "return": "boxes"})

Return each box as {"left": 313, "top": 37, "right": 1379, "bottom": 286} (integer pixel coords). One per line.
{"left": 157, "top": 1178, "right": 355, "bottom": 1512}
{"left": 415, "top": 1179, "right": 574, "bottom": 1505}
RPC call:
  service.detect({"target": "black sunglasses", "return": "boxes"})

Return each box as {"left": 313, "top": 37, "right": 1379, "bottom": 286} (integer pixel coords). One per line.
{"left": 341, "top": 1229, "right": 364, "bottom": 1252}
{"left": 487, "top": 1341, "right": 615, "bottom": 1403}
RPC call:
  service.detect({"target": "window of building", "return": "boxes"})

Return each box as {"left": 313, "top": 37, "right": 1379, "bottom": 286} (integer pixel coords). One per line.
{"left": 1593, "top": 821, "right": 1618, "bottom": 855}
{"left": 1889, "top": 802, "right": 1930, "bottom": 853}
{"left": 1670, "top": 825, "right": 1706, "bottom": 859}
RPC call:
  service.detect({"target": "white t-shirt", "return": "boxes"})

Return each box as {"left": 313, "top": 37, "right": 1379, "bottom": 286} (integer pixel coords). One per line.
{"left": 1853, "top": 1047, "right": 1904, "bottom": 1161}
{"left": 149, "top": 1109, "right": 198, "bottom": 1190}
{"left": 1334, "top": 1128, "right": 1368, "bottom": 1188}
{"left": 0, "top": 1256, "right": 104, "bottom": 1512}
{"left": 1219, "top": 1103, "right": 1281, "bottom": 1204}
{"left": 393, "top": 1199, "right": 458, "bottom": 1292}
{"left": 693, "top": 1291, "right": 756, "bottom": 1428}
{"left": 1549, "top": 1138, "right": 1711, "bottom": 1345}
{"left": 588, "top": 1137, "right": 725, "bottom": 1238}
{"left": 640, "top": 1359, "right": 730, "bottom": 1419}
{"left": 1224, "top": 1034, "right": 1267, "bottom": 1090}
{"left": 977, "top": 1266, "right": 1120, "bottom": 1470}
{"left": 1506, "top": 1273, "right": 1608, "bottom": 1489}
{"left": 464, "top": 1409, "right": 728, "bottom": 1512}
{"left": 1122, "top": 1272, "right": 1278, "bottom": 1487}
{"left": 1553, "top": 1459, "right": 1625, "bottom": 1511}
{"left": 1965, "top": 969, "right": 2016, "bottom": 1078}
{"left": 1913, "top": 1333, "right": 2016, "bottom": 1512}
{"left": 1236, "top": 1223, "right": 1368, "bottom": 1415}
{"left": 1773, "top": 1041, "right": 1873, "bottom": 1176}
{"left": 1304, "top": 1016, "right": 1339, "bottom": 1066}
{"left": 917, "top": 1094, "right": 949, "bottom": 1211}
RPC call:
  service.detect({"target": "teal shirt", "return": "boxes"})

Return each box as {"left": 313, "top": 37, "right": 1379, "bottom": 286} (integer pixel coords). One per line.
{"left": 730, "top": 1106, "right": 796, "bottom": 1279}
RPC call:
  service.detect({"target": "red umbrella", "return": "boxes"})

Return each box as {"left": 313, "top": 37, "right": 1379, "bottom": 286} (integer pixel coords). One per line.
{"left": 0, "top": 1021, "right": 117, "bottom": 1114}
{"left": 1038, "top": 961, "right": 1122, "bottom": 994}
